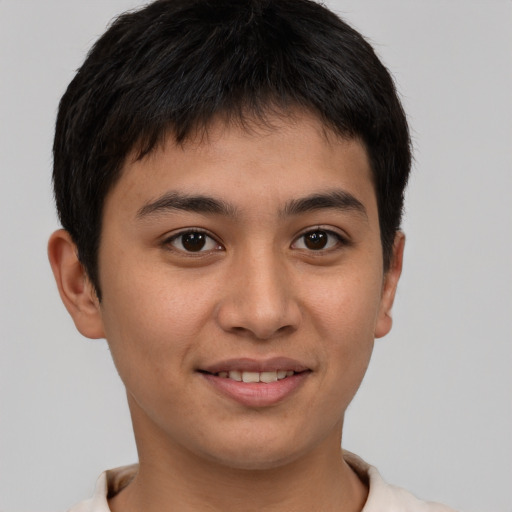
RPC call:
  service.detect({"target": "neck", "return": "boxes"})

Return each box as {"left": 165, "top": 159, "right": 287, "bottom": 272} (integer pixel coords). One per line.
{"left": 110, "top": 402, "right": 368, "bottom": 512}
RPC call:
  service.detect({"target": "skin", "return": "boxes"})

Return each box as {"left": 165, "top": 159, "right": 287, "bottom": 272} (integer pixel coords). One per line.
{"left": 49, "top": 113, "right": 404, "bottom": 512}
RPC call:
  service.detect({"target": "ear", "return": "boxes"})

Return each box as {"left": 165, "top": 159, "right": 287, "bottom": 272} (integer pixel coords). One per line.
{"left": 48, "top": 229, "right": 105, "bottom": 339}
{"left": 374, "top": 231, "right": 405, "bottom": 339}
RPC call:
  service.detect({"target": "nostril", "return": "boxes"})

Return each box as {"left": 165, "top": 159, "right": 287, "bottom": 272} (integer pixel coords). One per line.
{"left": 215, "top": 288, "right": 302, "bottom": 340}
{"left": 229, "top": 324, "right": 296, "bottom": 341}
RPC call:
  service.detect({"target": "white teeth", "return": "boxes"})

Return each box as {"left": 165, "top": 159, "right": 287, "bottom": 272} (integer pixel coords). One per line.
{"left": 228, "top": 370, "right": 242, "bottom": 381}
{"left": 242, "top": 371, "right": 260, "bottom": 383}
{"left": 218, "top": 370, "right": 296, "bottom": 383}
{"left": 260, "top": 371, "right": 278, "bottom": 383}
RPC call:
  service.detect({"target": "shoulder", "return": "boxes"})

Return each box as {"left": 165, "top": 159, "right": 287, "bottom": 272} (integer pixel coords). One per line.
{"left": 67, "top": 465, "right": 137, "bottom": 512}
{"left": 69, "top": 456, "right": 457, "bottom": 512}
{"left": 344, "top": 451, "right": 458, "bottom": 512}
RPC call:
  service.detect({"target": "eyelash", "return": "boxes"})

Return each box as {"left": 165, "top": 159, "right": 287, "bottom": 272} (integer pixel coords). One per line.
{"left": 162, "top": 227, "right": 348, "bottom": 255}
{"left": 163, "top": 229, "right": 223, "bottom": 255}
{"left": 292, "top": 227, "right": 348, "bottom": 253}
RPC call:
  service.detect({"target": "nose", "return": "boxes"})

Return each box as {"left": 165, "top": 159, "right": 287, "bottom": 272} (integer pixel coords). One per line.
{"left": 215, "top": 247, "right": 302, "bottom": 340}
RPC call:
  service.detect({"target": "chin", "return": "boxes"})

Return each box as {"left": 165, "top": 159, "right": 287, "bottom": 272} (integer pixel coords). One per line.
{"left": 196, "top": 433, "right": 310, "bottom": 472}
{"left": 209, "top": 450, "right": 300, "bottom": 472}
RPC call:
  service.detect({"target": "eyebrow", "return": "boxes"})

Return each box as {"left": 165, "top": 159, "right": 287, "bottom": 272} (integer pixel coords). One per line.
{"left": 136, "top": 189, "right": 367, "bottom": 220}
{"left": 281, "top": 190, "right": 367, "bottom": 219}
{"left": 137, "top": 192, "right": 238, "bottom": 219}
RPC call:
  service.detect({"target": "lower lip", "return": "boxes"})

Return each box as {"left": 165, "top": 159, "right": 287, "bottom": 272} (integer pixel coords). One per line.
{"left": 201, "top": 372, "right": 310, "bottom": 407}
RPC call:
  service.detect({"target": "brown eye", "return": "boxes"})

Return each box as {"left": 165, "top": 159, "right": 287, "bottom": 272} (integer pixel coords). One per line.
{"left": 304, "top": 230, "right": 328, "bottom": 250}
{"left": 181, "top": 232, "right": 206, "bottom": 251}
{"left": 168, "top": 231, "right": 220, "bottom": 253}
{"left": 292, "top": 229, "right": 342, "bottom": 251}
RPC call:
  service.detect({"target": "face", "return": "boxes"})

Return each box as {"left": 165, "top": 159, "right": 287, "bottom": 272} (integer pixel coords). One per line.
{"left": 90, "top": 114, "right": 401, "bottom": 470}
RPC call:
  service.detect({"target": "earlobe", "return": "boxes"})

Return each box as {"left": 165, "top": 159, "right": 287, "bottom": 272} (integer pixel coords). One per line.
{"left": 48, "top": 229, "right": 105, "bottom": 339}
{"left": 374, "top": 232, "right": 405, "bottom": 339}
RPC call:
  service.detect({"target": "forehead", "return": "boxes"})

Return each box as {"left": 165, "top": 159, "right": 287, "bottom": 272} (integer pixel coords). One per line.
{"left": 105, "top": 112, "right": 377, "bottom": 223}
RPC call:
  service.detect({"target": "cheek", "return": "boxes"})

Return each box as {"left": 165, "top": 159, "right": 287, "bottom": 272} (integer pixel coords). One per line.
{"left": 305, "top": 267, "right": 383, "bottom": 341}
{"left": 98, "top": 262, "right": 217, "bottom": 373}
{"left": 302, "top": 266, "right": 383, "bottom": 394}
{"left": 97, "top": 266, "right": 220, "bottom": 429}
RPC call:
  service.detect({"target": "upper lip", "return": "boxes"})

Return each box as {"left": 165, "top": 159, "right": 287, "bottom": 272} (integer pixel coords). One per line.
{"left": 200, "top": 357, "right": 310, "bottom": 374}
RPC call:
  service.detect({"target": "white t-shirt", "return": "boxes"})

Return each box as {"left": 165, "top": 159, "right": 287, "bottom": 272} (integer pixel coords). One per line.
{"left": 68, "top": 452, "right": 457, "bottom": 511}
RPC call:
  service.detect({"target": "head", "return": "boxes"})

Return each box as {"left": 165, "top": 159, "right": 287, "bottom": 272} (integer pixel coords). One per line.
{"left": 52, "top": 0, "right": 411, "bottom": 300}
{"left": 49, "top": 0, "right": 410, "bottom": 474}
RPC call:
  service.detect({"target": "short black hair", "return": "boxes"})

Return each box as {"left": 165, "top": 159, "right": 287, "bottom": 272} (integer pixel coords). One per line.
{"left": 53, "top": 0, "right": 411, "bottom": 298}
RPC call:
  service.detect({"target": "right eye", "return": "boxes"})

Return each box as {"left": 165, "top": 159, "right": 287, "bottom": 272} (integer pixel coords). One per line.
{"left": 291, "top": 228, "right": 346, "bottom": 252}
{"left": 166, "top": 230, "right": 223, "bottom": 253}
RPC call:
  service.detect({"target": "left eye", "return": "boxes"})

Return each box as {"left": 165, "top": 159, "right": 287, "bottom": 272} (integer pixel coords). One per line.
{"left": 168, "top": 231, "right": 221, "bottom": 253}
{"left": 292, "top": 229, "right": 342, "bottom": 251}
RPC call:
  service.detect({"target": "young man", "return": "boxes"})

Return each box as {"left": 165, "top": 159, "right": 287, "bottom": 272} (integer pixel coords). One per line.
{"left": 48, "top": 0, "right": 455, "bottom": 510}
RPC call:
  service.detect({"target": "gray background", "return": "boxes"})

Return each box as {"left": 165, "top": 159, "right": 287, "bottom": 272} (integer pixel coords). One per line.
{"left": 1, "top": 1, "right": 511, "bottom": 511}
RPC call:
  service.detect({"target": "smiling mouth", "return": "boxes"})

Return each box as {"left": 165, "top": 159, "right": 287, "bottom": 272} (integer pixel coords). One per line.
{"left": 199, "top": 362, "right": 311, "bottom": 406}
{"left": 204, "top": 370, "right": 297, "bottom": 383}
